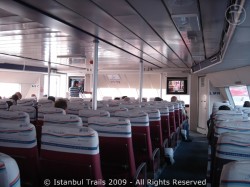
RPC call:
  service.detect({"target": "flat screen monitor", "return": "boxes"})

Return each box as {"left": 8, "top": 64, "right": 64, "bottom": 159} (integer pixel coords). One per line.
{"left": 167, "top": 77, "right": 187, "bottom": 95}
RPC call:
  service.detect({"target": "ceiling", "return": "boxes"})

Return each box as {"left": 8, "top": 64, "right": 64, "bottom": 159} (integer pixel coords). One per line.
{"left": 0, "top": 0, "right": 248, "bottom": 75}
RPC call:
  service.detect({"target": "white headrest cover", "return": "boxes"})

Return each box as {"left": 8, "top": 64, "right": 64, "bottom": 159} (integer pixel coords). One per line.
{"left": 0, "top": 153, "right": 20, "bottom": 187}
{"left": 41, "top": 126, "right": 99, "bottom": 155}
{"left": 38, "top": 107, "right": 65, "bottom": 120}
{"left": 220, "top": 160, "right": 250, "bottom": 185}
{"left": 114, "top": 110, "right": 149, "bottom": 127}
{"left": 79, "top": 110, "right": 110, "bottom": 125}
{"left": 0, "top": 122, "right": 36, "bottom": 148}
{"left": 137, "top": 108, "right": 160, "bottom": 121}
{"left": 44, "top": 114, "right": 82, "bottom": 126}
{"left": 88, "top": 117, "right": 131, "bottom": 138}
{"left": 216, "top": 133, "right": 250, "bottom": 160}
{"left": 0, "top": 111, "right": 30, "bottom": 123}
{"left": 9, "top": 105, "right": 36, "bottom": 121}
{"left": 17, "top": 98, "right": 36, "bottom": 106}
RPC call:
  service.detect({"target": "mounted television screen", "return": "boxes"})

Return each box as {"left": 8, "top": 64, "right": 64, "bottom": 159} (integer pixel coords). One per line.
{"left": 167, "top": 77, "right": 187, "bottom": 94}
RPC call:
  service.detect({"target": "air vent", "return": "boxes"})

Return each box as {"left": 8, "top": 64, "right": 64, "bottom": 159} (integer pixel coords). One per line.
{"left": 172, "top": 14, "right": 200, "bottom": 32}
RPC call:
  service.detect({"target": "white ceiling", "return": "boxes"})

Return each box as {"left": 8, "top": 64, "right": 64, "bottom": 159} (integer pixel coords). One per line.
{"left": 0, "top": 0, "right": 248, "bottom": 75}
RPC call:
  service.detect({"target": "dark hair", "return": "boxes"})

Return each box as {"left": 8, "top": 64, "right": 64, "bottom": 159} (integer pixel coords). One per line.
{"left": 154, "top": 97, "right": 163, "bottom": 101}
{"left": 218, "top": 105, "right": 231, "bottom": 110}
{"left": 243, "top": 101, "right": 250, "bottom": 107}
{"left": 73, "top": 81, "right": 79, "bottom": 87}
{"left": 10, "top": 94, "right": 19, "bottom": 102}
{"left": 114, "top": 97, "right": 120, "bottom": 100}
{"left": 54, "top": 99, "right": 68, "bottom": 110}
{"left": 48, "top": 96, "right": 56, "bottom": 102}
{"left": 121, "top": 96, "right": 127, "bottom": 99}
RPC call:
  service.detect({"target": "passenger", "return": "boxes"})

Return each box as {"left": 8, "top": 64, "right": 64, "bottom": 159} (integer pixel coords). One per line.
{"left": 171, "top": 95, "right": 191, "bottom": 142}
{"left": 181, "top": 111, "right": 192, "bottom": 142}
{"left": 48, "top": 96, "right": 56, "bottom": 102}
{"left": 124, "top": 97, "right": 130, "bottom": 102}
{"left": 154, "top": 97, "right": 163, "bottom": 101}
{"left": 207, "top": 104, "right": 231, "bottom": 144}
{"left": 0, "top": 96, "right": 2, "bottom": 99}
{"left": 121, "top": 96, "right": 128, "bottom": 100}
{"left": 171, "top": 96, "right": 178, "bottom": 102}
{"left": 15, "top": 92, "right": 22, "bottom": 100}
{"left": 142, "top": 98, "right": 147, "bottom": 102}
{"left": 31, "top": 94, "right": 37, "bottom": 98}
{"left": 54, "top": 99, "right": 68, "bottom": 111}
{"left": 69, "top": 81, "right": 92, "bottom": 97}
{"left": 243, "top": 101, "right": 250, "bottom": 107}
{"left": 7, "top": 94, "right": 19, "bottom": 107}
{"left": 114, "top": 97, "right": 120, "bottom": 100}
{"left": 218, "top": 105, "right": 231, "bottom": 110}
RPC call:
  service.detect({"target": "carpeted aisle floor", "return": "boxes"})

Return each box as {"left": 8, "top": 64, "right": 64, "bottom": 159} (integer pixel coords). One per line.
{"left": 157, "top": 131, "right": 208, "bottom": 187}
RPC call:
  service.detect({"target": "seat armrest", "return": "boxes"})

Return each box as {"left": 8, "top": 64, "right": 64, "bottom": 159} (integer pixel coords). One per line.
{"left": 133, "top": 162, "right": 147, "bottom": 187}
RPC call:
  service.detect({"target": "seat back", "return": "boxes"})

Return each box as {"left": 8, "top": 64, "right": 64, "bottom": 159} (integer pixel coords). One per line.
{"left": 0, "top": 120, "right": 39, "bottom": 186}
{"left": 0, "top": 152, "right": 20, "bottom": 187}
{"left": 114, "top": 111, "right": 152, "bottom": 167}
{"left": 213, "top": 133, "right": 250, "bottom": 187}
{"left": 17, "top": 98, "right": 37, "bottom": 107}
{"left": 139, "top": 107, "right": 162, "bottom": 150}
{"left": 44, "top": 114, "right": 82, "bottom": 126}
{"left": 88, "top": 117, "right": 136, "bottom": 181}
{"left": 0, "top": 110, "right": 30, "bottom": 124}
{"left": 38, "top": 98, "right": 54, "bottom": 108}
{"left": 67, "top": 103, "right": 86, "bottom": 115}
{"left": 79, "top": 109, "right": 110, "bottom": 126}
{"left": 220, "top": 160, "right": 250, "bottom": 187}
{"left": 9, "top": 105, "right": 36, "bottom": 123}
{"left": 0, "top": 100, "right": 8, "bottom": 111}
{"left": 40, "top": 125, "right": 103, "bottom": 183}
{"left": 102, "top": 106, "right": 128, "bottom": 117}
{"left": 36, "top": 107, "right": 65, "bottom": 149}
{"left": 153, "top": 104, "right": 171, "bottom": 139}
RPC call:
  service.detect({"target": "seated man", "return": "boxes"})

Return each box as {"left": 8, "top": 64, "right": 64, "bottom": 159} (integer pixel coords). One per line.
{"left": 181, "top": 112, "right": 192, "bottom": 142}
{"left": 171, "top": 96, "right": 191, "bottom": 142}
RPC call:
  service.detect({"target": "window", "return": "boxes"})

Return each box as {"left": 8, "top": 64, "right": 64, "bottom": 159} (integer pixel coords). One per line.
{"left": 229, "top": 85, "right": 250, "bottom": 106}
{"left": 44, "top": 75, "right": 60, "bottom": 97}
{"left": 0, "top": 83, "right": 21, "bottom": 98}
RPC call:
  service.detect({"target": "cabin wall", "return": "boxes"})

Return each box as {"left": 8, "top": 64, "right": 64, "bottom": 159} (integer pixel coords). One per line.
{"left": 0, "top": 71, "right": 42, "bottom": 98}
{"left": 207, "top": 66, "right": 250, "bottom": 87}
{"left": 189, "top": 74, "right": 199, "bottom": 131}
{"left": 96, "top": 73, "right": 163, "bottom": 100}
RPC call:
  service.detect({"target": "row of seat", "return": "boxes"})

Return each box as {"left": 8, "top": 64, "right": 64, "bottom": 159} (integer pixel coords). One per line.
{"left": 207, "top": 102, "right": 250, "bottom": 187}
{"left": 0, "top": 98, "right": 186, "bottom": 186}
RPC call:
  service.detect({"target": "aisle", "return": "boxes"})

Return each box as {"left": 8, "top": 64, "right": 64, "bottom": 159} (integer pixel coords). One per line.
{"left": 158, "top": 131, "right": 208, "bottom": 187}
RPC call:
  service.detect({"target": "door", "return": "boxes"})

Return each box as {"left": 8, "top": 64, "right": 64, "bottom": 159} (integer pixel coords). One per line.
{"left": 198, "top": 76, "right": 208, "bottom": 134}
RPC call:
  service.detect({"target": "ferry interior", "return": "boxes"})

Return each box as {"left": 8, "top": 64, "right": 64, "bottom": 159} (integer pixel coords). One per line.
{"left": 0, "top": 0, "right": 250, "bottom": 186}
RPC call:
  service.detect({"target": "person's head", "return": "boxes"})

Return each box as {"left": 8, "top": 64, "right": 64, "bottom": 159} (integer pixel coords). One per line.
{"left": 31, "top": 94, "right": 36, "bottom": 98}
{"left": 54, "top": 99, "right": 68, "bottom": 110}
{"left": 48, "top": 96, "right": 55, "bottom": 102}
{"left": 154, "top": 97, "right": 163, "bottom": 101}
{"left": 10, "top": 94, "right": 19, "bottom": 102}
{"left": 243, "top": 101, "right": 250, "bottom": 107}
{"left": 124, "top": 97, "right": 130, "bottom": 102}
{"left": 15, "top": 92, "right": 22, "bottom": 100}
{"left": 218, "top": 105, "right": 231, "bottom": 110}
{"left": 121, "top": 96, "right": 128, "bottom": 100}
{"left": 114, "top": 97, "right": 120, "bottom": 100}
{"left": 73, "top": 81, "right": 79, "bottom": 87}
{"left": 171, "top": 96, "right": 178, "bottom": 102}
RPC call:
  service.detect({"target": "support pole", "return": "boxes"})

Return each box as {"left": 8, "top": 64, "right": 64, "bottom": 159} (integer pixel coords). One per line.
{"left": 47, "top": 44, "right": 51, "bottom": 96}
{"left": 160, "top": 73, "right": 163, "bottom": 98}
{"left": 92, "top": 39, "right": 99, "bottom": 110}
{"left": 139, "top": 60, "right": 144, "bottom": 103}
